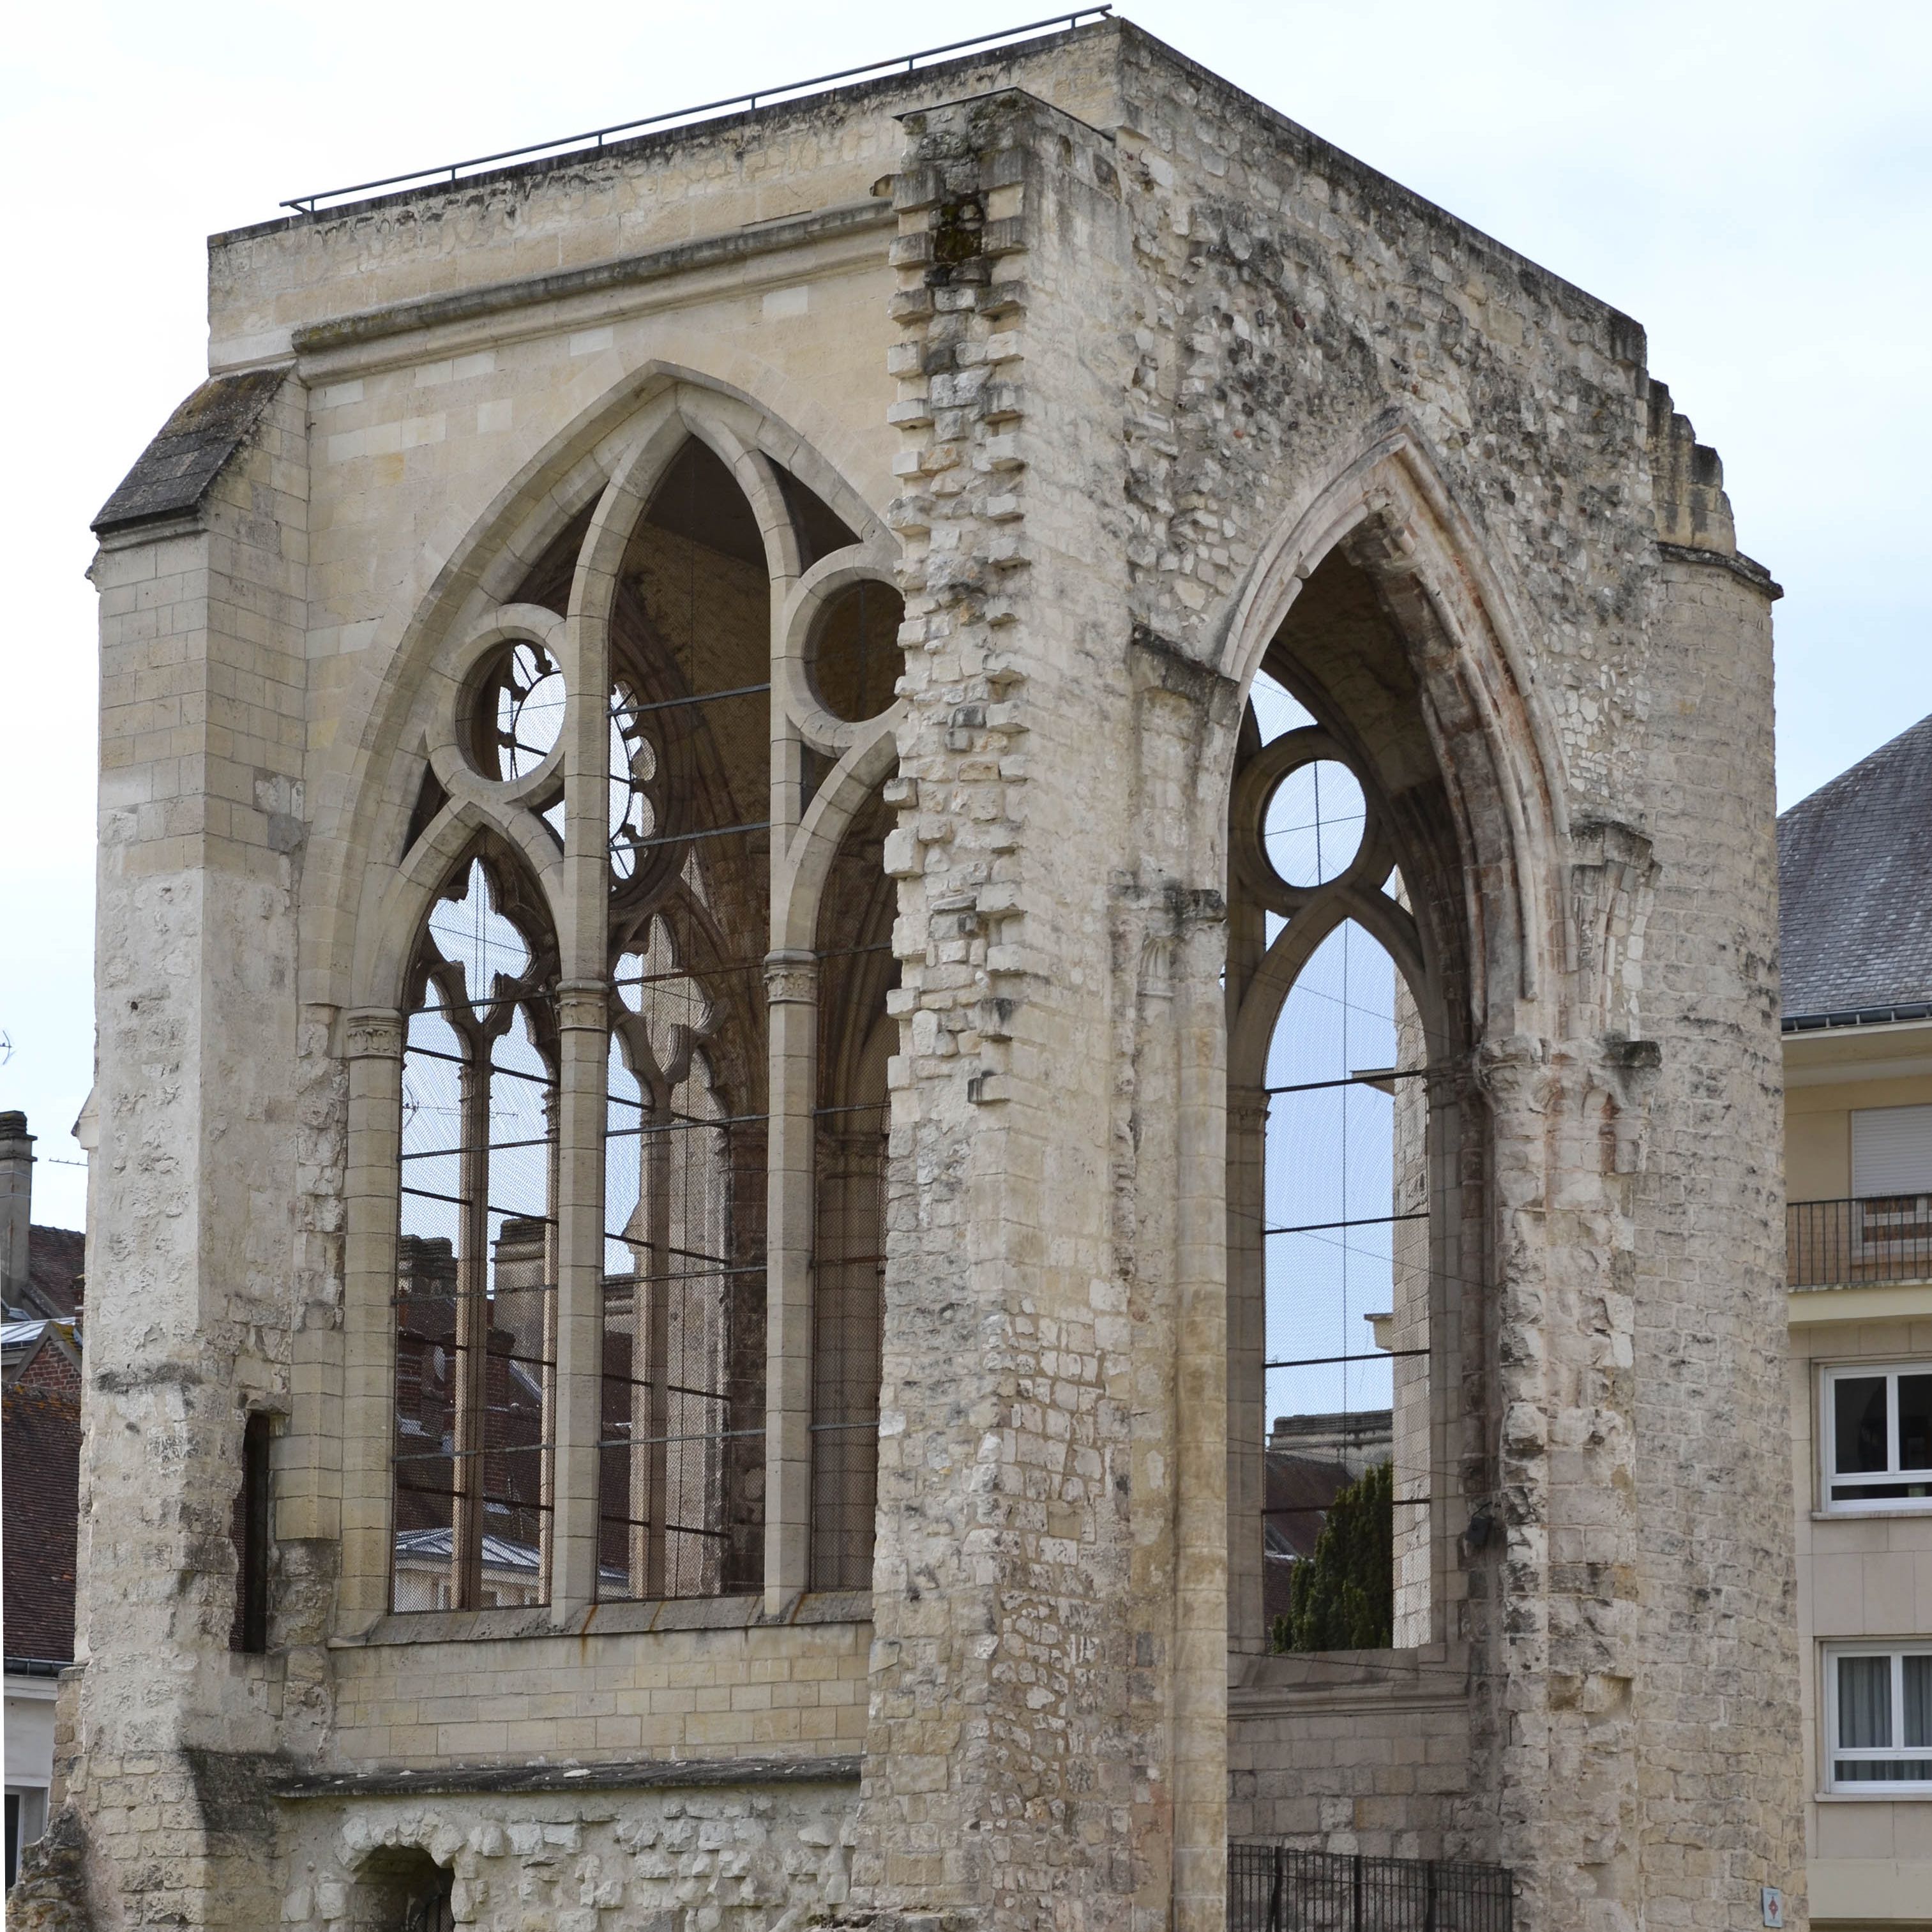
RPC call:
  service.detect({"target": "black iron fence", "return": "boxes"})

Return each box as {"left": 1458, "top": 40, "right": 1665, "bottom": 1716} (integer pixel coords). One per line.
{"left": 1788, "top": 1196, "right": 1932, "bottom": 1288}
{"left": 1230, "top": 1845, "right": 1513, "bottom": 1932}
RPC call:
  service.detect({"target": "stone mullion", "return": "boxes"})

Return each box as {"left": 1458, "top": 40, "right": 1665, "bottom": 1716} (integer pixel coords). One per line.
{"left": 640, "top": 1091, "right": 674, "bottom": 1598}
{"left": 551, "top": 985, "right": 608, "bottom": 1613}
{"left": 764, "top": 954, "right": 819, "bottom": 1611}
{"left": 552, "top": 517, "right": 617, "bottom": 1616}
{"left": 766, "top": 494, "right": 811, "bottom": 1611}
{"left": 538, "top": 1084, "right": 561, "bottom": 1594}
{"left": 339, "top": 1007, "right": 404, "bottom": 1625}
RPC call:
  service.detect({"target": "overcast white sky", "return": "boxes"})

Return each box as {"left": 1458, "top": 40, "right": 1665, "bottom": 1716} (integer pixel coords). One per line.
{"left": 4, "top": 0, "right": 1928, "bottom": 1230}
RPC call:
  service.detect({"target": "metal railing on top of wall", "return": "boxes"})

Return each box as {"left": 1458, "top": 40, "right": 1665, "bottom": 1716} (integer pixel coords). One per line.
{"left": 1788, "top": 1196, "right": 1932, "bottom": 1289}
{"left": 281, "top": 10, "right": 1113, "bottom": 214}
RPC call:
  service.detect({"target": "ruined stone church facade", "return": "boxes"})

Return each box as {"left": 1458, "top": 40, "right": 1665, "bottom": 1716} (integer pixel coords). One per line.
{"left": 33, "top": 16, "right": 1802, "bottom": 1930}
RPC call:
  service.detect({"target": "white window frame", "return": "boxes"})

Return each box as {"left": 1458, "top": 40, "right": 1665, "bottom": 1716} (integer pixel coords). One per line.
{"left": 1851, "top": 1103, "right": 1932, "bottom": 1196}
{"left": 1823, "top": 1643, "right": 1932, "bottom": 1793}
{"left": 1850, "top": 1104, "right": 1932, "bottom": 1263}
{"left": 1818, "top": 1361, "right": 1932, "bottom": 1513}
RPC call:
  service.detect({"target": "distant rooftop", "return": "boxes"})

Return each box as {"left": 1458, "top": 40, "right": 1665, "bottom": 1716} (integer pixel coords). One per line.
{"left": 1778, "top": 713, "right": 1932, "bottom": 1028}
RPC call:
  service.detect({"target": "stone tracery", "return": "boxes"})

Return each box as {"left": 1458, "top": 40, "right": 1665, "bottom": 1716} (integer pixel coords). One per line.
{"left": 373, "top": 395, "right": 905, "bottom": 1615}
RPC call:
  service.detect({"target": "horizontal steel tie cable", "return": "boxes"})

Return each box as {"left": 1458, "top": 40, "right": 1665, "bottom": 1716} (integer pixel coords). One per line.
{"left": 402, "top": 1133, "right": 557, "bottom": 1161}
{"left": 1262, "top": 1499, "right": 1436, "bottom": 1513}
{"left": 389, "top": 1335, "right": 556, "bottom": 1380}
{"left": 600, "top": 1260, "right": 766, "bottom": 1286}
{"left": 1265, "top": 1348, "right": 1429, "bottom": 1370}
{"left": 619, "top": 680, "right": 771, "bottom": 716}
{"left": 628, "top": 819, "right": 772, "bottom": 854}
{"left": 1263, "top": 1068, "right": 1434, "bottom": 1097}
{"left": 595, "top": 1379, "right": 732, "bottom": 1404}
{"left": 405, "top": 1000, "right": 561, "bottom": 1025}
{"left": 401, "top": 1183, "right": 552, "bottom": 1214}
{"left": 592, "top": 1519, "right": 734, "bottom": 1543}
{"left": 602, "top": 1239, "right": 739, "bottom": 1269}
{"left": 393, "top": 1447, "right": 552, "bottom": 1472}
{"left": 1264, "top": 1211, "right": 1430, "bottom": 1237}
{"left": 404, "top": 1043, "right": 556, "bottom": 1086}
{"left": 603, "top": 1110, "right": 770, "bottom": 1138}
{"left": 603, "top": 1426, "right": 767, "bottom": 1447}
{"left": 607, "top": 962, "right": 762, "bottom": 990}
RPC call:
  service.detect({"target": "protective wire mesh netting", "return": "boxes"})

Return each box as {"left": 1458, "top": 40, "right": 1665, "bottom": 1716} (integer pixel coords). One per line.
{"left": 1265, "top": 758, "right": 1367, "bottom": 890}
{"left": 810, "top": 1097, "right": 886, "bottom": 1590}
{"left": 394, "top": 862, "right": 559, "bottom": 1612}
{"left": 1249, "top": 675, "right": 1410, "bottom": 1419}
{"left": 1228, "top": 1845, "right": 1514, "bottom": 1932}
{"left": 1264, "top": 919, "right": 1402, "bottom": 1423}
{"left": 601, "top": 940, "right": 766, "bottom": 1601}
{"left": 1246, "top": 673, "right": 1446, "bottom": 1639}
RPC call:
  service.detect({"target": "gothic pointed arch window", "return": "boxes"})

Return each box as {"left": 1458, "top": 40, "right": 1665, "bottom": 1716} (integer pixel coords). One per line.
{"left": 377, "top": 403, "right": 902, "bottom": 1618}
{"left": 1226, "top": 549, "right": 1475, "bottom": 1660}
{"left": 394, "top": 845, "right": 560, "bottom": 1612}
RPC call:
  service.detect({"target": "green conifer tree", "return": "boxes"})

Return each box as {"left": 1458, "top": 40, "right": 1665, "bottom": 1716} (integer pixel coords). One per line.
{"left": 1274, "top": 1458, "right": 1394, "bottom": 1652}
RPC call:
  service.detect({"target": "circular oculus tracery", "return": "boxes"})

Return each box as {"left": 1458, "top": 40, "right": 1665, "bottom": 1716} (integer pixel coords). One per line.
{"left": 469, "top": 640, "right": 565, "bottom": 783}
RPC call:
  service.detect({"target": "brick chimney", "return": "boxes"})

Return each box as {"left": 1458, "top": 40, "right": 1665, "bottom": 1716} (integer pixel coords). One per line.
{"left": 1, "top": 1110, "right": 33, "bottom": 1311}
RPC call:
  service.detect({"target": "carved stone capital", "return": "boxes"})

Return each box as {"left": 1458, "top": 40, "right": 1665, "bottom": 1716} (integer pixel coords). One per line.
{"left": 1227, "top": 1085, "right": 1271, "bottom": 1135}
{"left": 556, "top": 979, "right": 610, "bottom": 1032}
{"left": 764, "top": 951, "right": 820, "bottom": 1006}
{"left": 341, "top": 1008, "right": 403, "bottom": 1061}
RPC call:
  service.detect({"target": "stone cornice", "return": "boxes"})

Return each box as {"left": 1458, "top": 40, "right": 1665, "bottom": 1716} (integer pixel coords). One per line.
{"left": 1656, "top": 540, "right": 1783, "bottom": 600}
{"left": 273, "top": 1753, "right": 862, "bottom": 1802}
{"left": 285, "top": 199, "right": 894, "bottom": 362}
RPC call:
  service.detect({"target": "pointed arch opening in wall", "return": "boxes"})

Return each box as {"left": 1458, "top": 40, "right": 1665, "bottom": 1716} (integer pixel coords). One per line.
{"left": 393, "top": 841, "right": 561, "bottom": 1613}
{"left": 345, "top": 381, "right": 903, "bottom": 1622}
{"left": 1225, "top": 545, "right": 1481, "bottom": 1662}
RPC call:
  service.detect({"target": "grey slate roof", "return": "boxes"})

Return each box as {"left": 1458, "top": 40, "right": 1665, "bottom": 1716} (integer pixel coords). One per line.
{"left": 91, "top": 368, "right": 285, "bottom": 537}
{"left": 1777, "top": 713, "right": 1932, "bottom": 1025}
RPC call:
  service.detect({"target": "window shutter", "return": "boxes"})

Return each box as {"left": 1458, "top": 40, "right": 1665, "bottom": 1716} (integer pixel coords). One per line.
{"left": 1852, "top": 1105, "right": 1932, "bottom": 1196}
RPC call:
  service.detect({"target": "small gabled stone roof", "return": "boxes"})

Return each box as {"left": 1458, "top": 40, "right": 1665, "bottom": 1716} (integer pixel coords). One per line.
{"left": 1777, "top": 713, "right": 1932, "bottom": 1025}
{"left": 91, "top": 367, "right": 285, "bottom": 538}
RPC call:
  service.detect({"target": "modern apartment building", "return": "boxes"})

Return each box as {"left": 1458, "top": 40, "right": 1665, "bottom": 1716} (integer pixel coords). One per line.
{"left": 1782, "top": 714, "right": 1932, "bottom": 1929}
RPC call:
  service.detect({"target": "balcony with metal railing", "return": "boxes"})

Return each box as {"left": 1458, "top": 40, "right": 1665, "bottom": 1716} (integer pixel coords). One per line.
{"left": 1788, "top": 1195, "right": 1932, "bottom": 1289}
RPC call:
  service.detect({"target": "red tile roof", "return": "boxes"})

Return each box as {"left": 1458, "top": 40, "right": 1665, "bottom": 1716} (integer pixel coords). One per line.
{"left": 3, "top": 1369, "right": 80, "bottom": 1667}
{"left": 23, "top": 1225, "right": 84, "bottom": 1320}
